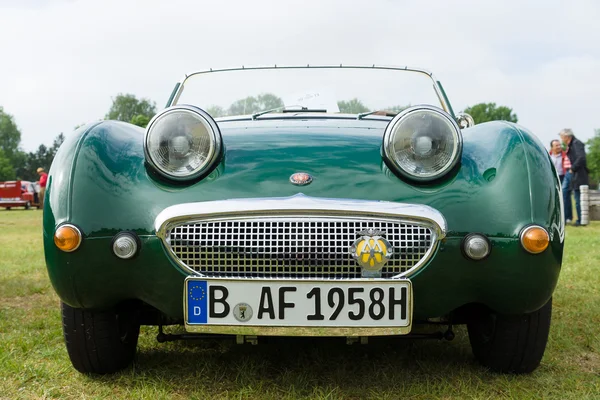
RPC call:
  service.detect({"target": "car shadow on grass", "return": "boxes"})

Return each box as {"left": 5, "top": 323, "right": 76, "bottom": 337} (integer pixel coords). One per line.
{"left": 104, "top": 329, "right": 493, "bottom": 396}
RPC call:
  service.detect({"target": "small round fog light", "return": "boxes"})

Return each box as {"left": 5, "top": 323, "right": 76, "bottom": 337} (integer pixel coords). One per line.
{"left": 463, "top": 234, "right": 491, "bottom": 260}
{"left": 520, "top": 226, "right": 549, "bottom": 254}
{"left": 112, "top": 233, "right": 139, "bottom": 259}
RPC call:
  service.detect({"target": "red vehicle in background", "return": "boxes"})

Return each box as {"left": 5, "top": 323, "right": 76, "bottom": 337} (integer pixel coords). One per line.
{"left": 0, "top": 180, "right": 40, "bottom": 210}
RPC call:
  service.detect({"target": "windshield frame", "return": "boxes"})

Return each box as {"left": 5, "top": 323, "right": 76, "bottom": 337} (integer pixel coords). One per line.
{"left": 166, "top": 65, "right": 454, "bottom": 118}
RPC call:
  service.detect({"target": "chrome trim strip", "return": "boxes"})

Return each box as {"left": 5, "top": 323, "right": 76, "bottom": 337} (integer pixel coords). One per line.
{"left": 155, "top": 194, "right": 446, "bottom": 279}
{"left": 168, "top": 64, "right": 451, "bottom": 114}
{"left": 183, "top": 277, "right": 413, "bottom": 336}
{"left": 156, "top": 194, "right": 446, "bottom": 238}
{"left": 184, "top": 324, "right": 412, "bottom": 336}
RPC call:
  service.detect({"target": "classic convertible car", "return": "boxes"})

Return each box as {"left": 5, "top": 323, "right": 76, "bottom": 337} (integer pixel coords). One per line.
{"left": 43, "top": 65, "right": 563, "bottom": 374}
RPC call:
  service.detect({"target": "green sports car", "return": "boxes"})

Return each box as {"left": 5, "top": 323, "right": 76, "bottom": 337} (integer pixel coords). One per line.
{"left": 43, "top": 65, "right": 563, "bottom": 374}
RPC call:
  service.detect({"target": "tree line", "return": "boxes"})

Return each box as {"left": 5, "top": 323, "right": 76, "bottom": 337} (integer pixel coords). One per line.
{"left": 0, "top": 94, "right": 158, "bottom": 181}
{"left": 205, "top": 94, "right": 411, "bottom": 117}
{"left": 0, "top": 107, "right": 66, "bottom": 181}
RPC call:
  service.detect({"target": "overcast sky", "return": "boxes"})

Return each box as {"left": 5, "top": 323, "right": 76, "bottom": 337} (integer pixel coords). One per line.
{"left": 1, "top": 0, "right": 599, "bottom": 151}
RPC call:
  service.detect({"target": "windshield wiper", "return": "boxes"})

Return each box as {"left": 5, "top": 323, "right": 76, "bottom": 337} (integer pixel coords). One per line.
{"left": 251, "top": 106, "right": 327, "bottom": 120}
{"left": 356, "top": 110, "right": 398, "bottom": 120}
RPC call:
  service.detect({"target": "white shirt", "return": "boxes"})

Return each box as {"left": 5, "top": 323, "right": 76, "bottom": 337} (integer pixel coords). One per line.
{"left": 550, "top": 153, "right": 564, "bottom": 176}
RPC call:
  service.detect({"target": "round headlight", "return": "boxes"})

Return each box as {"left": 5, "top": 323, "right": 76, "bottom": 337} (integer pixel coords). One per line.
{"left": 144, "top": 105, "right": 222, "bottom": 180}
{"left": 383, "top": 105, "right": 462, "bottom": 181}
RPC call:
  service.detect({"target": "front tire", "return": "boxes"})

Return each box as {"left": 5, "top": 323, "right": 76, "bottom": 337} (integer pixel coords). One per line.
{"left": 25, "top": 201, "right": 30, "bottom": 210}
{"left": 61, "top": 302, "right": 140, "bottom": 374}
{"left": 467, "top": 298, "right": 552, "bottom": 373}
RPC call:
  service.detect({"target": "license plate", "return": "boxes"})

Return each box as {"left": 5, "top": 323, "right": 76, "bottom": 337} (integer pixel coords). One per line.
{"left": 184, "top": 278, "right": 412, "bottom": 328}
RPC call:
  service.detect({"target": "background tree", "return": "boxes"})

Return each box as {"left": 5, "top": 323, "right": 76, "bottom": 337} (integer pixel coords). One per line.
{"left": 15, "top": 133, "right": 65, "bottom": 181}
{"left": 256, "top": 93, "right": 284, "bottom": 110}
{"left": 337, "top": 98, "right": 369, "bottom": 114}
{"left": 383, "top": 104, "right": 410, "bottom": 114}
{"left": 51, "top": 133, "right": 66, "bottom": 154}
{"left": 0, "top": 106, "right": 23, "bottom": 173}
{"left": 130, "top": 114, "right": 151, "bottom": 128}
{"left": 463, "top": 102, "right": 518, "bottom": 124}
{"left": 206, "top": 105, "right": 226, "bottom": 118}
{"left": 106, "top": 94, "right": 157, "bottom": 124}
{"left": 227, "top": 93, "right": 284, "bottom": 115}
{"left": 228, "top": 97, "right": 258, "bottom": 115}
{"left": 586, "top": 129, "right": 600, "bottom": 189}
{"left": 0, "top": 149, "right": 15, "bottom": 180}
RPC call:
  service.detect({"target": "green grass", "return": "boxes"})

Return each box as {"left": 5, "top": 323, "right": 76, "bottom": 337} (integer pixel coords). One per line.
{"left": 0, "top": 210, "right": 599, "bottom": 399}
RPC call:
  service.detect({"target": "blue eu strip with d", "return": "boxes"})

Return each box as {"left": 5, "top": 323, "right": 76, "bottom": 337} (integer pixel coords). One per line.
{"left": 187, "top": 280, "right": 208, "bottom": 324}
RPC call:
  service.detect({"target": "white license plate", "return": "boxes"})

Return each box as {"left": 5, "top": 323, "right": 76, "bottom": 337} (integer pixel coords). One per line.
{"left": 184, "top": 278, "right": 412, "bottom": 328}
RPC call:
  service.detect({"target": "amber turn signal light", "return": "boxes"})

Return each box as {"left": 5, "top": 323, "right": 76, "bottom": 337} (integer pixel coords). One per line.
{"left": 54, "top": 224, "right": 82, "bottom": 252}
{"left": 520, "top": 226, "right": 549, "bottom": 254}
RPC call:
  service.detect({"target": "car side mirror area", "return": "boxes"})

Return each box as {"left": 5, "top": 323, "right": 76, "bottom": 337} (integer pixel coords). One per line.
{"left": 455, "top": 113, "right": 475, "bottom": 129}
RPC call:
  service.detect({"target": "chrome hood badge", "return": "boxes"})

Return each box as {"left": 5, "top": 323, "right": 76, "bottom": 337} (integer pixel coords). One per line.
{"left": 290, "top": 172, "right": 313, "bottom": 186}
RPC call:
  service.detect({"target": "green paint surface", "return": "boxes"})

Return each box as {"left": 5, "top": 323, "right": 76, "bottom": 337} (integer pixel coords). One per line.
{"left": 43, "top": 117, "right": 563, "bottom": 320}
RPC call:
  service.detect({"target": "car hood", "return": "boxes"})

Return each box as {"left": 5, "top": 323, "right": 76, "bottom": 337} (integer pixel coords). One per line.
{"left": 46, "top": 118, "right": 552, "bottom": 239}
{"left": 215, "top": 119, "right": 393, "bottom": 199}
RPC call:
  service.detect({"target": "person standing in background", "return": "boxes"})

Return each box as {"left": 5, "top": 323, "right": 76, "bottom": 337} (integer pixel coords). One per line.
{"left": 37, "top": 167, "right": 48, "bottom": 208}
{"left": 550, "top": 139, "right": 572, "bottom": 223}
{"left": 550, "top": 140, "right": 567, "bottom": 182}
{"left": 559, "top": 129, "right": 589, "bottom": 226}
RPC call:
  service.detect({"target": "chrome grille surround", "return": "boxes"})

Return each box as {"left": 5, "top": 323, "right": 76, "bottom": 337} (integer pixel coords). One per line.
{"left": 156, "top": 194, "right": 446, "bottom": 280}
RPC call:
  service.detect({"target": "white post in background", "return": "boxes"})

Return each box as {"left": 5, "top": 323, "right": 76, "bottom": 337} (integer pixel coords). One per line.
{"left": 580, "top": 185, "right": 589, "bottom": 225}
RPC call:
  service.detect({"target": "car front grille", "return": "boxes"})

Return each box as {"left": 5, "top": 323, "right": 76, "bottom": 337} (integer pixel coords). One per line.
{"left": 165, "top": 217, "right": 436, "bottom": 279}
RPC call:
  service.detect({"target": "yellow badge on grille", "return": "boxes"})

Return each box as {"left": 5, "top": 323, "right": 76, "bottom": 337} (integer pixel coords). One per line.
{"left": 351, "top": 229, "right": 393, "bottom": 271}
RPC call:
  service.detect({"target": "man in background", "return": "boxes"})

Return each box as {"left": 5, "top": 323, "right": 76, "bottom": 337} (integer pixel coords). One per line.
{"left": 559, "top": 129, "right": 589, "bottom": 226}
{"left": 37, "top": 167, "right": 48, "bottom": 208}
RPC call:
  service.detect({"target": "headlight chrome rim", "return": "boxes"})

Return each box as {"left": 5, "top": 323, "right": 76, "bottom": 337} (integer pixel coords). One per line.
{"left": 383, "top": 105, "right": 463, "bottom": 182}
{"left": 144, "top": 105, "right": 222, "bottom": 181}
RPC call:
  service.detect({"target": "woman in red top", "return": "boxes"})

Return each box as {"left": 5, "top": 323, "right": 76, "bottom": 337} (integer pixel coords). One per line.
{"left": 37, "top": 167, "right": 48, "bottom": 208}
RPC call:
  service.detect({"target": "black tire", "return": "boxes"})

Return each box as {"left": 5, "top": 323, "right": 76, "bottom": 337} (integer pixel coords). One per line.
{"left": 25, "top": 201, "right": 30, "bottom": 210}
{"left": 467, "top": 298, "right": 552, "bottom": 374}
{"left": 61, "top": 302, "right": 140, "bottom": 374}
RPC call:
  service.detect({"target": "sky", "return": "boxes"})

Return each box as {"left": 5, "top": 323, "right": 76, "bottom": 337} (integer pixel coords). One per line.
{"left": 0, "top": 0, "right": 599, "bottom": 151}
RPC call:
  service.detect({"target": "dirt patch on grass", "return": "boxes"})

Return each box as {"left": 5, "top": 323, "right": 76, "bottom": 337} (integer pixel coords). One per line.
{"left": 574, "top": 351, "right": 600, "bottom": 374}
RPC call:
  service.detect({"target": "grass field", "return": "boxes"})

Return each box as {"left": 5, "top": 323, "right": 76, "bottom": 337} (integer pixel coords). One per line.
{"left": 0, "top": 210, "right": 598, "bottom": 399}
